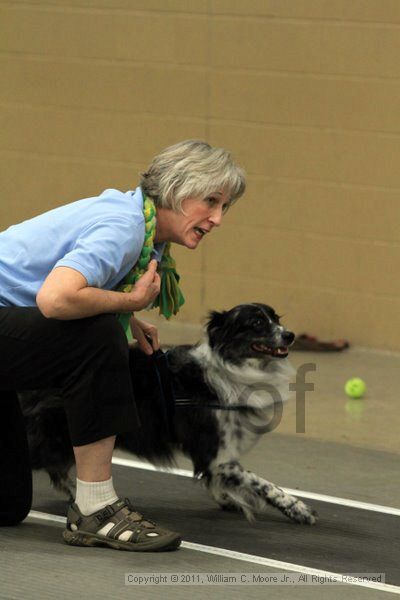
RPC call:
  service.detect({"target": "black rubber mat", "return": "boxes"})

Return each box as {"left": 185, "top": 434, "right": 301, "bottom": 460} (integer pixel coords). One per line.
{"left": 32, "top": 465, "right": 400, "bottom": 586}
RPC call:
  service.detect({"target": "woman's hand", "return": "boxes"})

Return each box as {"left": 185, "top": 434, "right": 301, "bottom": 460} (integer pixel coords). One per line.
{"left": 129, "top": 260, "right": 161, "bottom": 312}
{"left": 129, "top": 315, "right": 160, "bottom": 355}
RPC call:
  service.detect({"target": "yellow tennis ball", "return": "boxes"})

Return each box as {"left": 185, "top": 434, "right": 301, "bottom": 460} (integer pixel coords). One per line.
{"left": 344, "top": 378, "right": 366, "bottom": 399}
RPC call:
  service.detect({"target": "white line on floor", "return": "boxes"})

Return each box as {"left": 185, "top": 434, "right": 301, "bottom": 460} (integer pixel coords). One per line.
{"left": 29, "top": 510, "right": 66, "bottom": 525}
{"left": 27, "top": 510, "right": 400, "bottom": 595}
{"left": 112, "top": 456, "right": 400, "bottom": 517}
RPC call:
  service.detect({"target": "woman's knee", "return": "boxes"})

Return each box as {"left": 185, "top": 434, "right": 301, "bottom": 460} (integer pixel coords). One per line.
{"left": 0, "top": 501, "right": 31, "bottom": 526}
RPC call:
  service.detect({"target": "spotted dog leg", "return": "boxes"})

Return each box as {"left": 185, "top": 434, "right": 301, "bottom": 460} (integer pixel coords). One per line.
{"left": 207, "top": 461, "right": 317, "bottom": 524}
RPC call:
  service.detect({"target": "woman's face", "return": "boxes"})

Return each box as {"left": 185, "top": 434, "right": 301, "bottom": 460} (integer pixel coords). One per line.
{"left": 155, "top": 190, "right": 231, "bottom": 249}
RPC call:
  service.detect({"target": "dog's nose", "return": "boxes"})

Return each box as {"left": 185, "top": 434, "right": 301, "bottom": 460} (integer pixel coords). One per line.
{"left": 282, "top": 331, "right": 295, "bottom": 345}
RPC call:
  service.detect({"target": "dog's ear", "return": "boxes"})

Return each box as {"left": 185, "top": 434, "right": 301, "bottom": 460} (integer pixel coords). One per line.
{"left": 206, "top": 311, "right": 228, "bottom": 347}
{"left": 206, "top": 310, "right": 228, "bottom": 332}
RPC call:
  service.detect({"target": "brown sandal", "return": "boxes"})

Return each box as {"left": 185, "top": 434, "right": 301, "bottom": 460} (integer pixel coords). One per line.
{"left": 63, "top": 498, "right": 181, "bottom": 552}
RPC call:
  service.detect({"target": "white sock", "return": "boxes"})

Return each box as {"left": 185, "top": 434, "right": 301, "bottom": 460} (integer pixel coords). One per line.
{"left": 75, "top": 477, "right": 119, "bottom": 516}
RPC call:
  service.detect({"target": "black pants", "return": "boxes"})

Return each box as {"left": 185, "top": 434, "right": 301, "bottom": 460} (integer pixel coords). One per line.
{"left": 0, "top": 307, "right": 139, "bottom": 525}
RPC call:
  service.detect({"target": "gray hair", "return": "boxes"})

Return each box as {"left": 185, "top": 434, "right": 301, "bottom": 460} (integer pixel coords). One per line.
{"left": 140, "top": 139, "right": 246, "bottom": 212}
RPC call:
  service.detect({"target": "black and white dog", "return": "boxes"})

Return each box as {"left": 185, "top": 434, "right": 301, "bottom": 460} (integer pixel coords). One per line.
{"left": 19, "top": 303, "right": 317, "bottom": 525}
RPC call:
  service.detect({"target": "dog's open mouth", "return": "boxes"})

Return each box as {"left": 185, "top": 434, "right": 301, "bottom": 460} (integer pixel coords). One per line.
{"left": 251, "top": 343, "right": 289, "bottom": 358}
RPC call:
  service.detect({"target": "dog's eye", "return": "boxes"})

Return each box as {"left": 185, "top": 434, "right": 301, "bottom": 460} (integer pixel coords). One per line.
{"left": 252, "top": 319, "right": 263, "bottom": 329}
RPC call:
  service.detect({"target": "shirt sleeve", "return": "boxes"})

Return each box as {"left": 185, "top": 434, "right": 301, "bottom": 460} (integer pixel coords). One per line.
{"left": 54, "top": 217, "right": 145, "bottom": 289}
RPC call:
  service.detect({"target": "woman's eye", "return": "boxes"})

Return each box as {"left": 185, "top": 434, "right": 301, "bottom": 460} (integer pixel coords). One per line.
{"left": 206, "top": 197, "right": 217, "bottom": 206}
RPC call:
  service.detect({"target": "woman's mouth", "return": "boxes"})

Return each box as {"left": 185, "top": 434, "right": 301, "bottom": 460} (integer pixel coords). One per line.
{"left": 193, "top": 227, "right": 207, "bottom": 239}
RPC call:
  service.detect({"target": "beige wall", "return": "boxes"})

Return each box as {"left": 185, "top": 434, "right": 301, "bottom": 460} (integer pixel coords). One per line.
{"left": 1, "top": 0, "right": 399, "bottom": 350}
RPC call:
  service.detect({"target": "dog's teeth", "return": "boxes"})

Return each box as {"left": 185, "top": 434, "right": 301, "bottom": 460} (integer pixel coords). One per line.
{"left": 275, "top": 347, "right": 288, "bottom": 356}
{"left": 252, "top": 343, "right": 289, "bottom": 357}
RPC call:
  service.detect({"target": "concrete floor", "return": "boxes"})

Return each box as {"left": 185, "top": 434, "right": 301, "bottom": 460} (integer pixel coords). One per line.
{"left": 1, "top": 334, "right": 399, "bottom": 600}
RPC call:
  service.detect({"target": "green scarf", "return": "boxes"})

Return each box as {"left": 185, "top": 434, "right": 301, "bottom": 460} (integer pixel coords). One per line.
{"left": 116, "top": 193, "right": 185, "bottom": 336}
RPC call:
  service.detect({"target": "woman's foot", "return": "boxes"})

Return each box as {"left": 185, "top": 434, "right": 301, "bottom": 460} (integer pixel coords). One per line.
{"left": 63, "top": 497, "right": 181, "bottom": 552}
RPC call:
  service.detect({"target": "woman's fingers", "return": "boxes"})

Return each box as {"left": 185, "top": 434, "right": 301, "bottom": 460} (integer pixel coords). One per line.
{"left": 130, "top": 317, "right": 160, "bottom": 355}
{"left": 146, "top": 323, "right": 160, "bottom": 351}
{"left": 129, "top": 260, "right": 161, "bottom": 310}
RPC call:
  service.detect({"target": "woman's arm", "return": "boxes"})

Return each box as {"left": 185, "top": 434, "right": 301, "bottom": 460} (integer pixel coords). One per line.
{"left": 36, "top": 260, "right": 160, "bottom": 319}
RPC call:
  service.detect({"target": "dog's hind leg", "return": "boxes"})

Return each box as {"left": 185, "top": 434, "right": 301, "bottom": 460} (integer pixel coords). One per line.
{"left": 207, "top": 461, "right": 317, "bottom": 525}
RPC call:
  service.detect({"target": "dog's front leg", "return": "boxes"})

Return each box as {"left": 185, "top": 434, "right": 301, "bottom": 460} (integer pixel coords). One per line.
{"left": 207, "top": 461, "right": 317, "bottom": 525}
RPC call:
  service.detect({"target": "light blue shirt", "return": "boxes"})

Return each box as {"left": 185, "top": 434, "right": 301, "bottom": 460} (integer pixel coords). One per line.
{"left": 0, "top": 187, "right": 164, "bottom": 307}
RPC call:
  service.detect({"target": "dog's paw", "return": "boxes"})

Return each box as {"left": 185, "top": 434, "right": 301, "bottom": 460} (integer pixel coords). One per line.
{"left": 286, "top": 499, "right": 318, "bottom": 525}
{"left": 216, "top": 492, "right": 243, "bottom": 513}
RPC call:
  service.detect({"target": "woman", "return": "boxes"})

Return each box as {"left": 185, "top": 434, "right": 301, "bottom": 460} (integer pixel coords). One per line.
{"left": 0, "top": 140, "right": 246, "bottom": 552}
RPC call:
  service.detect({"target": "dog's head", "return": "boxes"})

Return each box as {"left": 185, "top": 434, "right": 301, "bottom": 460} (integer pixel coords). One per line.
{"left": 206, "top": 303, "right": 295, "bottom": 364}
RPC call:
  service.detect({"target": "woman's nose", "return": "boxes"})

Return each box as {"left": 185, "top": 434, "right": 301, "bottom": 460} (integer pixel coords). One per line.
{"left": 209, "top": 206, "right": 224, "bottom": 226}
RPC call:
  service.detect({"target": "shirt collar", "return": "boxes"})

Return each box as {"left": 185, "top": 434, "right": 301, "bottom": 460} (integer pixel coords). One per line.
{"left": 152, "top": 242, "right": 166, "bottom": 263}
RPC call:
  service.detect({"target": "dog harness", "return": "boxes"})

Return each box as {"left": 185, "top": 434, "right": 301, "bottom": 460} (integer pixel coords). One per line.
{"left": 116, "top": 193, "right": 185, "bottom": 334}
{"left": 151, "top": 349, "right": 256, "bottom": 442}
